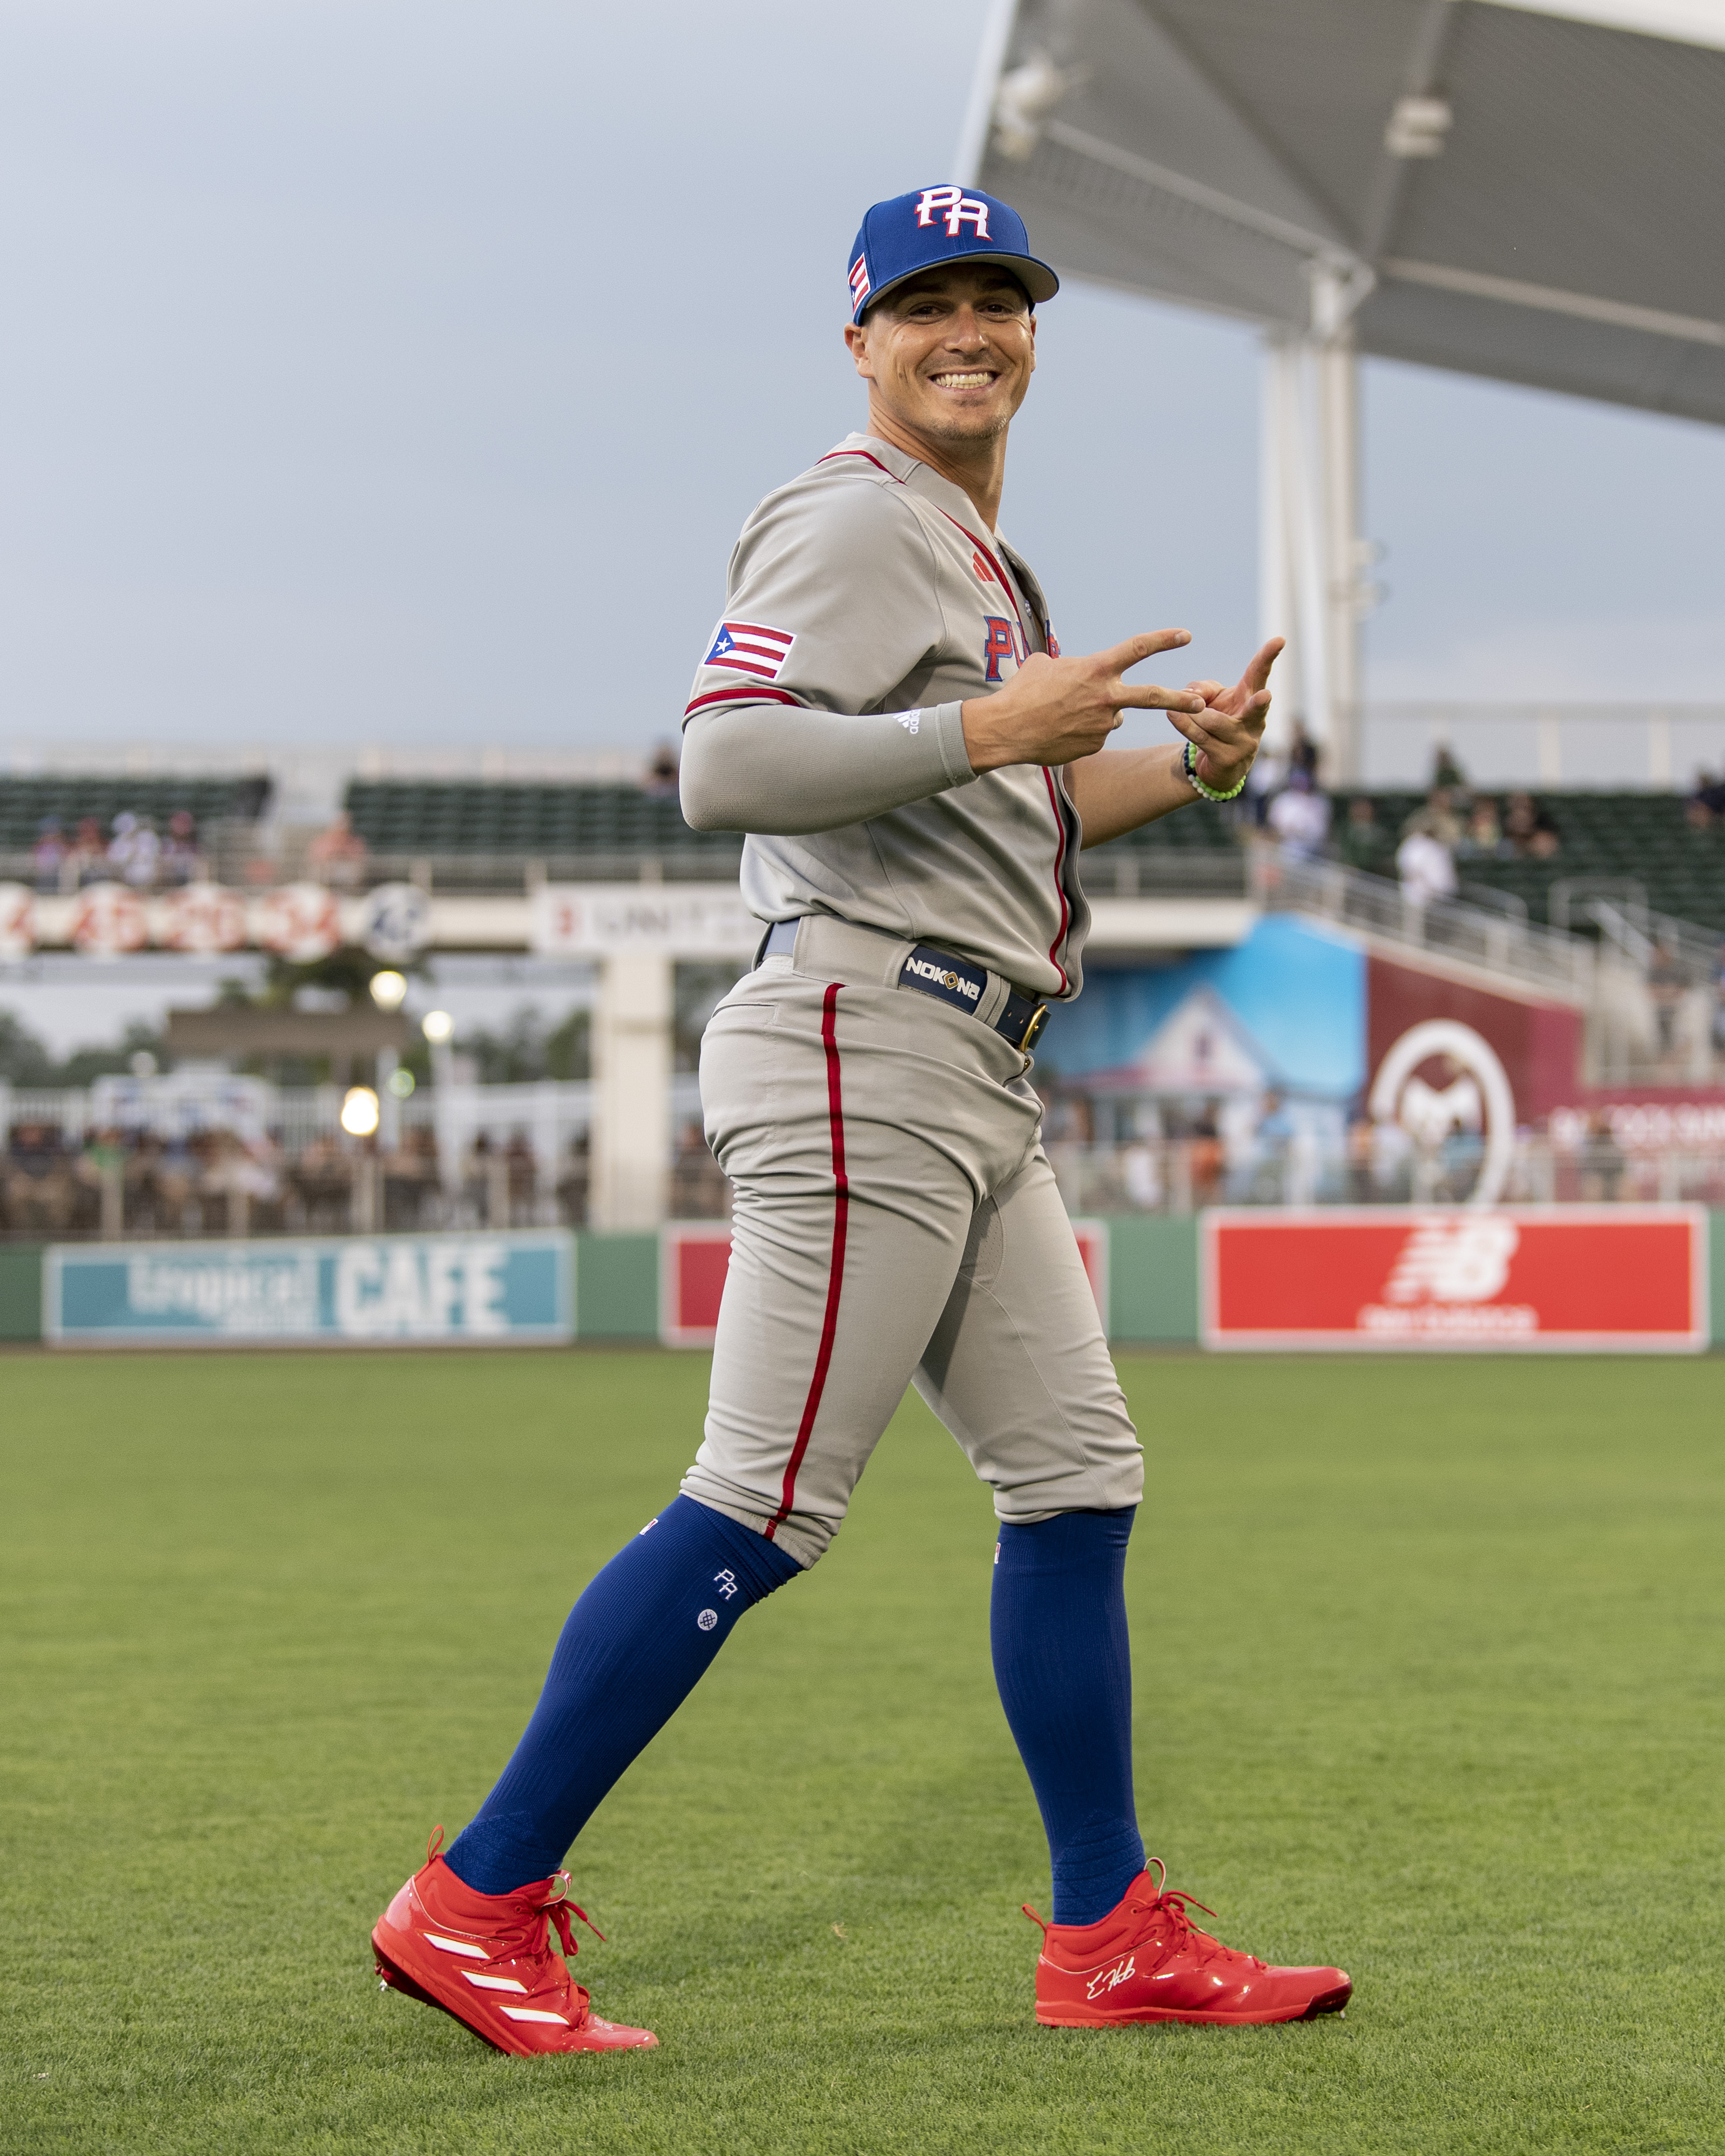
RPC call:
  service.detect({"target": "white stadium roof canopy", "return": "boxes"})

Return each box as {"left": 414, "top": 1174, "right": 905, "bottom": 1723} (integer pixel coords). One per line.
{"left": 963, "top": 0, "right": 1725, "bottom": 428}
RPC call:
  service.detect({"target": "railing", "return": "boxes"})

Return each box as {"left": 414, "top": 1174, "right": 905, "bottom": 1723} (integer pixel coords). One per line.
{"left": 0, "top": 840, "right": 747, "bottom": 897}
{"left": 1548, "top": 879, "right": 1722, "bottom": 988}
{"left": 1046, "top": 1134, "right": 1725, "bottom": 1214}
{"left": 1250, "top": 851, "right": 1599, "bottom": 999}
{"left": 1088, "top": 847, "right": 1249, "bottom": 897}
{"left": 0, "top": 1081, "right": 596, "bottom": 1240}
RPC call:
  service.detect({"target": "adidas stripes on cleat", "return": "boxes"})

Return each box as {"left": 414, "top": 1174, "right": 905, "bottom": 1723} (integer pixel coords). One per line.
{"left": 1025, "top": 1859, "right": 1352, "bottom": 2027}
{"left": 372, "top": 1829, "right": 657, "bottom": 2054}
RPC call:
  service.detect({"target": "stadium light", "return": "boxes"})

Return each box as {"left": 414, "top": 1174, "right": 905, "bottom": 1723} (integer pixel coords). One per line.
{"left": 422, "top": 1009, "right": 454, "bottom": 1044}
{"left": 369, "top": 969, "right": 409, "bottom": 1011}
{"left": 340, "top": 1086, "right": 381, "bottom": 1137}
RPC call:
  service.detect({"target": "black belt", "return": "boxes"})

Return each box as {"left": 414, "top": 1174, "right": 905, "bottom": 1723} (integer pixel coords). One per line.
{"left": 760, "top": 920, "right": 1049, "bottom": 1054}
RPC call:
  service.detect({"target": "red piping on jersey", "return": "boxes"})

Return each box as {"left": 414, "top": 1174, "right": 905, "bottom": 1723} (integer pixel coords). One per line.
{"left": 817, "top": 449, "right": 900, "bottom": 479}
{"left": 1039, "top": 766, "right": 1073, "bottom": 993}
{"left": 765, "top": 983, "right": 848, "bottom": 1540}
{"left": 684, "top": 685, "right": 804, "bottom": 718}
{"left": 817, "top": 449, "right": 1074, "bottom": 990}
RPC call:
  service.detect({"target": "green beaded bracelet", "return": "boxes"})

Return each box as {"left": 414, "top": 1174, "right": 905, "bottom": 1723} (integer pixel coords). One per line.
{"left": 1182, "top": 737, "right": 1248, "bottom": 803}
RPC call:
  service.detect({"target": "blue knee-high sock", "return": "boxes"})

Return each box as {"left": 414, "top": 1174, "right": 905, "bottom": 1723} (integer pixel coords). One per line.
{"left": 990, "top": 1508, "right": 1144, "bottom": 1928}
{"left": 446, "top": 1495, "right": 800, "bottom": 1895}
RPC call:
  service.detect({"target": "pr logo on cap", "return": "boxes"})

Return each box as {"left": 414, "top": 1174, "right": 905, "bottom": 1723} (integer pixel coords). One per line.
{"left": 913, "top": 186, "right": 992, "bottom": 239}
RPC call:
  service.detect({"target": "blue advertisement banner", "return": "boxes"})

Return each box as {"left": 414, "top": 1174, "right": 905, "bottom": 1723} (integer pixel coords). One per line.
{"left": 45, "top": 1232, "right": 572, "bottom": 1347}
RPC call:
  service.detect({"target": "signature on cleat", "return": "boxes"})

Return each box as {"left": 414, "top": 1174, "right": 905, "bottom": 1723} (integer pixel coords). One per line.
{"left": 1084, "top": 1955, "right": 1136, "bottom": 2002}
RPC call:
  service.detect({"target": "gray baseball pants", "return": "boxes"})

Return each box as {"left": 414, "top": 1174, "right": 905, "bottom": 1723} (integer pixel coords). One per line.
{"left": 681, "top": 916, "right": 1143, "bottom": 1569}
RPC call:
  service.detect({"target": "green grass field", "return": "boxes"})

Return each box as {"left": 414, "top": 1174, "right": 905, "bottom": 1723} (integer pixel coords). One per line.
{"left": 2, "top": 1348, "right": 1721, "bottom": 2155}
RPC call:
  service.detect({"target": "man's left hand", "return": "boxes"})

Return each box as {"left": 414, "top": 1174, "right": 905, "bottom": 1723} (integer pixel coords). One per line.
{"left": 1166, "top": 637, "right": 1283, "bottom": 792}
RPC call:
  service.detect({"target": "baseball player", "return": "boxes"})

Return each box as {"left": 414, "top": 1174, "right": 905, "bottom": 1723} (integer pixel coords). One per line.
{"left": 373, "top": 183, "right": 1350, "bottom": 2050}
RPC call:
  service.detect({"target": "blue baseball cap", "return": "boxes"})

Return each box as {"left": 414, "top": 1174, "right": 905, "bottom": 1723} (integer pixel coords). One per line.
{"left": 847, "top": 184, "right": 1059, "bottom": 324}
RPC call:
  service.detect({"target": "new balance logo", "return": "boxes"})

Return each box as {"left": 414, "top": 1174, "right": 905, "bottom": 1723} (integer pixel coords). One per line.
{"left": 1085, "top": 1954, "right": 1137, "bottom": 2002}
{"left": 914, "top": 186, "right": 991, "bottom": 239}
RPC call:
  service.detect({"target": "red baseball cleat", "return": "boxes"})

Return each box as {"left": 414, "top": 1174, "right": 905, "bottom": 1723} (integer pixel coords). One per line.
{"left": 372, "top": 1829, "right": 657, "bottom": 2054}
{"left": 1025, "top": 1858, "right": 1352, "bottom": 2027}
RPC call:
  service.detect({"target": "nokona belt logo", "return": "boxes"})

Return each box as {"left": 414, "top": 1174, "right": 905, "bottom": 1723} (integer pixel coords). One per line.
{"left": 903, "top": 955, "right": 981, "bottom": 1003}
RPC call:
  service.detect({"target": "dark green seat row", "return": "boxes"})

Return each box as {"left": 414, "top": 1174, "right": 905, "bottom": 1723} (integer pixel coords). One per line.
{"left": 343, "top": 781, "right": 739, "bottom": 860}
{"left": 0, "top": 774, "right": 271, "bottom": 849}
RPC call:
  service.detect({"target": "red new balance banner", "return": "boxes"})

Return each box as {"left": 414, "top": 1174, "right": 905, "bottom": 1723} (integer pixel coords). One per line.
{"left": 1202, "top": 1207, "right": 1708, "bottom": 1352}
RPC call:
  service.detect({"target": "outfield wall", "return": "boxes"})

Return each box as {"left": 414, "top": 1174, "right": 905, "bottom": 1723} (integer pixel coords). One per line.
{"left": 3, "top": 1214, "right": 1720, "bottom": 1347}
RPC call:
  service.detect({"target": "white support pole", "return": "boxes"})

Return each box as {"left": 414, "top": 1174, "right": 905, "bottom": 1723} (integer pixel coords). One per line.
{"left": 1257, "top": 303, "right": 1364, "bottom": 784}
{"left": 589, "top": 950, "right": 673, "bottom": 1230}
{"left": 1318, "top": 330, "right": 1362, "bottom": 783}
{"left": 1258, "top": 338, "right": 1297, "bottom": 749}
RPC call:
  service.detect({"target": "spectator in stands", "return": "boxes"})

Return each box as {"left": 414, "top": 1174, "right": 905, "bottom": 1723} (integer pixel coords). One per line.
{"left": 1286, "top": 722, "right": 1320, "bottom": 782}
{"left": 1429, "top": 741, "right": 1467, "bottom": 791}
{"left": 1396, "top": 814, "right": 1458, "bottom": 907}
{"left": 31, "top": 819, "right": 67, "bottom": 892}
{"left": 1265, "top": 767, "right": 1330, "bottom": 859}
{"left": 1187, "top": 1102, "right": 1225, "bottom": 1207}
{"left": 1457, "top": 796, "right": 1506, "bottom": 859}
{"left": 1335, "top": 796, "right": 1389, "bottom": 875}
{"left": 68, "top": 817, "right": 107, "bottom": 886}
{"left": 1715, "top": 941, "right": 1725, "bottom": 1056}
{"left": 1686, "top": 769, "right": 1725, "bottom": 830}
{"left": 1580, "top": 1110, "right": 1626, "bottom": 1202}
{"left": 642, "top": 743, "right": 682, "bottom": 799}
{"left": 306, "top": 810, "right": 369, "bottom": 887}
{"left": 161, "top": 808, "right": 201, "bottom": 884}
{"left": 1503, "top": 792, "right": 1560, "bottom": 859}
{"left": 3, "top": 1123, "right": 77, "bottom": 1233}
{"left": 107, "top": 812, "right": 161, "bottom": 888}
{"left": 1648, "top": 939, "right": 1685, "bottom": 1060}
{"left": 1404, "top": 786, "right": 1463, "bottom": 850}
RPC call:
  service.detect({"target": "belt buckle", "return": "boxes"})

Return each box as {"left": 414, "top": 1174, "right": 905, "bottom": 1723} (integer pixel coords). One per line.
{"left": 1014, "top": 1003, "right": 1049, "bottom": 1055}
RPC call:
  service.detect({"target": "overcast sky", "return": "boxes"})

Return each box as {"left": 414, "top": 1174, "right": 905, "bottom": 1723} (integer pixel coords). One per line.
{"left": 2, "top": 0, "right": 1721, "bottom": 762}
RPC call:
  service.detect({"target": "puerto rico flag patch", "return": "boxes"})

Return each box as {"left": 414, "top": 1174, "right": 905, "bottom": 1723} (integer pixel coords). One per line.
{"left": 703, "top": 620, "right": 796, "bottom": 681}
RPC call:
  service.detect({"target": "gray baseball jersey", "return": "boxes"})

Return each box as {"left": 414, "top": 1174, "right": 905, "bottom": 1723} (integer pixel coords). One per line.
{"left": 679, "top": 432, "right": 1090, "bottom": 1000}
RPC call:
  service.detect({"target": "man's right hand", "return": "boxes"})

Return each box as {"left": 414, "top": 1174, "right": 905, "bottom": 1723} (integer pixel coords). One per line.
{"left": 960, "top": 630, "right": 1205, "bottom": 773}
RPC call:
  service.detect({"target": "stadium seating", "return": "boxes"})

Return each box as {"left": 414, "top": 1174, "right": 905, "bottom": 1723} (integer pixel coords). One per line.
{"left": 315, "top": 779, "right": 1723, "bottom": 936}
{"left": 342, "top": 780, "right": 742, "bottom": 869}
{"left": 0, "top": 773, "right": 271, "bottom": 849}
{"left": 1342, "top": 791, "right": 1725, "bottom": 935}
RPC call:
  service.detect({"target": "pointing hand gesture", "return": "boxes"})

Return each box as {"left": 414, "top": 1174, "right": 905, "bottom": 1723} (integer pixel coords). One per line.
{"left": 961, "top": 628, "right": 1208, "bottom": 773}
{"left": 1160, "top": 638, "right": 1282, "bottom": 795}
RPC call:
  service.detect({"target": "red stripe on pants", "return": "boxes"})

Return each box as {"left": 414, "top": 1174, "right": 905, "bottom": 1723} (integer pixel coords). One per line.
{"left": 765, "top": 983, "right": 848, "bottom": 1538}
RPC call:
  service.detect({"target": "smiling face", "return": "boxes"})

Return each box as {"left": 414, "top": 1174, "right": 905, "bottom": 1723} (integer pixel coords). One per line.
{"left": 843, "top": 262, "right": 1037, "bottom": 454}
